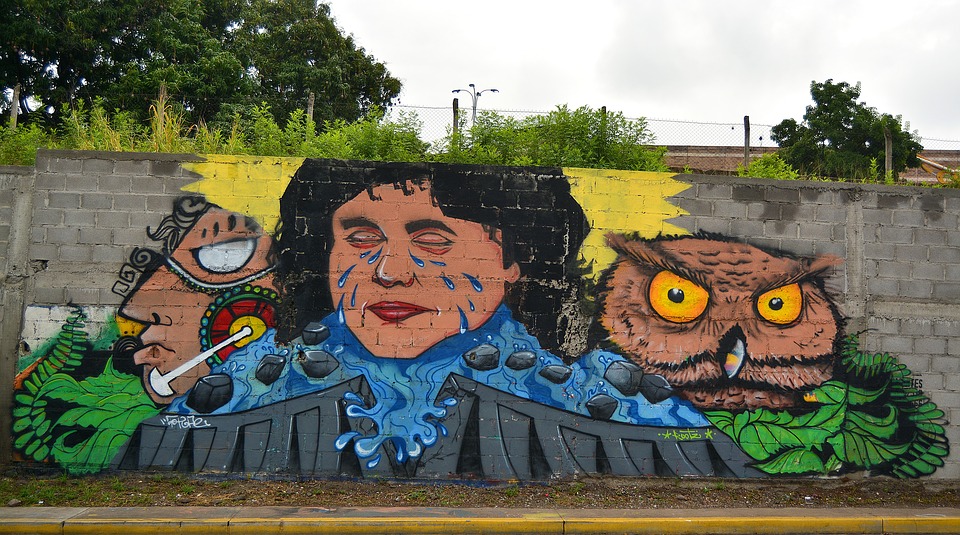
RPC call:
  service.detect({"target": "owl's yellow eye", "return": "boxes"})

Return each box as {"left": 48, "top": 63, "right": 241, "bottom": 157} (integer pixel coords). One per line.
{"left": 648, "top": 270, "right": 708, "bottom": 323}
{"left": 756, "top": 283, "right": 803, "bottom": 325}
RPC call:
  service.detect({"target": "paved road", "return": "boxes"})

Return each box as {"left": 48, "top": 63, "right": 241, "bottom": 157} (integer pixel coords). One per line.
{"left": 1, "top": 506, "right": 959, "bottom": 534}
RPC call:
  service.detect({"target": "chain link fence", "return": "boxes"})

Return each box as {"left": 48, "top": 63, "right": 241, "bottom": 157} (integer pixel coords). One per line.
{"left": 389, "top": 104, "right": 958, "bottom": 151}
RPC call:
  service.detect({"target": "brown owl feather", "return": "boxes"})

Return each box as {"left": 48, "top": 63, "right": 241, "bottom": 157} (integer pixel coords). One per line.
{"left": 595, "top": 232, "right": 843, "bottom": 410}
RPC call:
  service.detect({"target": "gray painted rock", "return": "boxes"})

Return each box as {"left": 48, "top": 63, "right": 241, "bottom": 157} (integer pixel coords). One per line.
{"left": 539, "top": 365, "right": 572, "bottom": 384}
{"left": 186, "top": 374, "right": 234, "bottom": 413}
{"left": 255, "top": 354, "right": 287, "bottom": 385}
{"left": 300, "top": 350, "right": 339, "bottom": 378}
{"left": 604, "top": 360, "right": 645, "bottom": 396}
{"left": 505, "top": 350, "right": 537, "bottom": 370}
{"left": 462, "top": 344, "right": 500, "bottom": 371}
{"left": 302, "top": 322, "right": 331, "bottom": 345}
{"left": 585, "top": 394, "right": 619, "bottom": 420}
{"left": 639, "top": 374, "right": 674, "bottom": 404}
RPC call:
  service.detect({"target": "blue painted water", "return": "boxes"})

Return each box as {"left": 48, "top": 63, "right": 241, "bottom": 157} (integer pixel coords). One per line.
{"left": 166, "top": 305, "right": 709, "bottom": 468}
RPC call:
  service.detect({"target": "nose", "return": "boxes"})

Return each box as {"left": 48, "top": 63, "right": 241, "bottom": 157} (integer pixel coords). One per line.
{"left": 373, "top": 248, "right": 416, "bottom": 288}
{"left": 118, "top": 266, "right": 180, "bottom": 325}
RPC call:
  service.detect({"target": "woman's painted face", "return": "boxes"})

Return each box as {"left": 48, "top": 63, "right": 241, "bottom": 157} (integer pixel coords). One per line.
{"left": 328, "top": 181, "right": 519, "bottom": 358}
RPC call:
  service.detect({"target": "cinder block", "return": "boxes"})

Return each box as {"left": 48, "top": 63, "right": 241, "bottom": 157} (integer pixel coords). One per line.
{"left": 80, "top": 192, "right": 113, "bottom": 210}
{"left": 932, "top": 282, "right": 960, "bottom": 301}
{"left": 79, "top": 228, "right": 112, "bottom": 245}
{"left": 934, "top": 321, "right": 960, "bottom": 337}
{"left": 814, "top": 205, "right": 848, "bottom": 223}
{"left": 147, "top": 195, "right": 178, "bottom": 212}
{"left": 64, "top": 173, "right": 99, "bottom": 192}
{"left": 898, "top": 279, "right": 933, "bottom": 299}
{"left": 912, "top": 262, "right": 945, "bottom": 281}
{"left": 63, "top": 209, "right": 97, "bottom": 227}
{"left": 729, "top": 219, "right": 765, "bottom": 237}
{"left": 866, "top": 278, "right": 899, "bottom": 296}
{"left": 695, "top": 184, "right": 732, "bottom": 200}
{"left": 763, "top": 220, "right": 798, "bottom": 239}
{"left": 82, "top": 158, "right": 115, "bottom": 175}
{"left": 764, "top": 187, "right": 800, "bottom": 204}
{"left": 779, "top": 239, "right": 816, "bottom": 257}
{"left": 29, "top": 243, "right": 59, "bottom": 261}
{"left": 97, "top": 211, "right": 130, "bottom": 229}
{"left": 932, "top": 356, "right": 960, "bottom": 374}
{"left": 875, "top": 193, "right": 912, "bottom": 210}
{"left": 35, "top": 173, "right": 66, "bottom": 191}
{"left": 64, "top": 286, "right": 101, "bottom": 305}
{"left": 891, "top": 210, "right": 926, "bottom": 228}
{"left": 899, "top": 319, "right": 935, "bottom": 336}
{"left": 99, "top": 174, "right": 133, "bottom": 193}
{"left": 33, "top": 208, "right": 64, "bottom": 226}
{"left": 914, "top": 229, "right": 948, "bottom": 246}
{"left": 929, "top": 246, "right": 960, "bottom": 264}
{"left": 29, "top": 227, "right": 44, "bottom": 244}
{"left": 150, "top": 160, "right": 182, "bottom": 177}
{"left": 800, "top": 189, "right": 835, "bottom": 204}
{"left": 47, "top": 192, "right": 81, "bottom": 209}
{"left": 114, "top": 159, "right": 151, "bottom": 176}
{"left": 46, "top": 227, "right": 79, "bottom": 244}
{"left": 731, "top": 185, "right": 764, "bottom": 202}
{"left": 32, "top": 286, "right": 65, "bottom": 304}
{"left": 131, "top": 176, "right": 167, "bottom": 194}
{"left": 797, "top": 222, "right": 833, "bottom": 241}
{"left": 878, "top": 226, "right": 914, "bottom": 244}
{"left": 59, "top": 244, "right": 93, "bottom": 262}
{"left": 113, "top": 228, "right": 149, "bottom": 246}
{"left": 863, "top": 242, "right": 895, "bottom": 260}
{"left": 710, "top": 200, "right": 747, "bottom": 219}
{"left": 44, "top": 156, "right": 83, "bottom": 174}
{"left": 113, "top": 194, "right": 147, "bottom": 211}
{"left": 861, "top": 209, "right": 892, "bottom": 225}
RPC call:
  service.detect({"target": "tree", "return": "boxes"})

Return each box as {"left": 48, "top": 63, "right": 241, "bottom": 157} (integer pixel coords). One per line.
{"left": 439, "top": 105, "right": 668, "bottom": 171}
{"left": 771, "top": 80, "right": 922, "bottom": 180}
{"left": 1, "top": 0, "right": 401, "bottom": 127}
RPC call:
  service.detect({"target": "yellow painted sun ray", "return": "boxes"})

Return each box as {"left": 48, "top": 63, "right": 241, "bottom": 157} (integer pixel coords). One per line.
{"left": 563, "top": 167, "right": 692, "bottom": 282}
{"left": 182, "top": 155, "right": 306, "bottom": 234}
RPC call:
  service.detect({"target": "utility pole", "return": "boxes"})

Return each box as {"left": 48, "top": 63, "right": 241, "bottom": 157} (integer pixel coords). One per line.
{"left": 452, "top": 98, "right": 460, "bottom": 137}
{"left": 743, "top": 115, "right": 751, "bottom": 169}
{"left": 9, "top": 84, "right": 20, "bottom": 131}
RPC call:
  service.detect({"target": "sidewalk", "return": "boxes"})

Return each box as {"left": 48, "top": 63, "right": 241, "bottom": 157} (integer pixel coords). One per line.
{"left": 1, "top": 506, "right": 959, "bottom": 534}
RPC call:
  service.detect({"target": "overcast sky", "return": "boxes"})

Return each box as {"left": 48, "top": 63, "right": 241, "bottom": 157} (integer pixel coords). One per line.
{"left": 326, "top": 1, "right": 959, "bottom": 145}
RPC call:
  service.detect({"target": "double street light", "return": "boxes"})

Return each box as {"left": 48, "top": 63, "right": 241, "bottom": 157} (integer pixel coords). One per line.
{"left": 452, "top": 83, "right": 498, "bottom": 126}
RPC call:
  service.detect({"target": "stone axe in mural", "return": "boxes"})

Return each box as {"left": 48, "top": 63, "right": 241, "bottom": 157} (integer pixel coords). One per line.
{"left": 147, "top": 325, "right": 254, "bottom": 397}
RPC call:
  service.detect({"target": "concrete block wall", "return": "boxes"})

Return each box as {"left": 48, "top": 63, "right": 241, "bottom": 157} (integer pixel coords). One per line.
{"left": 673, "top": 176, "right": 960, "bottom": 477}
{"left": 4, "top": 150, "right": 959, "bottom": 480}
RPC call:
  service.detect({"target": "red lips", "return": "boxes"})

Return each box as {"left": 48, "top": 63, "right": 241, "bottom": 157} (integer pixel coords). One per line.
{"left": 367, "top": 301, "right": 432, "bottom": 323}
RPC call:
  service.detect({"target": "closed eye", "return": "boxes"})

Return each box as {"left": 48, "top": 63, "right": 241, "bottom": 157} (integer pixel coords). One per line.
{"left": 345, "top": 228, "right": 385, "bottom": 248}
{"left": 412, "top": 231, "right": 454, "bottom": 254}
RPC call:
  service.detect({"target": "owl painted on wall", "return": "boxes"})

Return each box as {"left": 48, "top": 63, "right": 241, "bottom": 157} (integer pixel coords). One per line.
{"left": 594, "top": 232, "right": 844, "bottom": 410}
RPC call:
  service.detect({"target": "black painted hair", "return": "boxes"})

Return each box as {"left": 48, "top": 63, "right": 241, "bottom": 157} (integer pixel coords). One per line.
{"left": 276, "top": 159, "right": 589, "bottom": 358}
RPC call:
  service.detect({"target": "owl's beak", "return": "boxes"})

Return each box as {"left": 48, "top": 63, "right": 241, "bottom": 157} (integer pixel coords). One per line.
{"left": 723, "top": 337, "right": 746, "bottom": 378}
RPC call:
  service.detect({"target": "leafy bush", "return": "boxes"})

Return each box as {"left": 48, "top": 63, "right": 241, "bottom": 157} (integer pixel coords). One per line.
{"left": 737, "top": 153, "right": 800, "bottom": 180}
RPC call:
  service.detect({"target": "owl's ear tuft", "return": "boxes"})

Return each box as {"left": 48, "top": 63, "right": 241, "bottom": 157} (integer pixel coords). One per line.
{"left": 605, "top": 232, "right": 664, "bottom": 268}
{"left": 804, "top": 254, "right": 843, "bottom": 278}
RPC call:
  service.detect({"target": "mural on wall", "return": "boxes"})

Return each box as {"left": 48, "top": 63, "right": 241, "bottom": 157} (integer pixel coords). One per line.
{"left": 10, "top": 158, "right": 948, "bottom": 479}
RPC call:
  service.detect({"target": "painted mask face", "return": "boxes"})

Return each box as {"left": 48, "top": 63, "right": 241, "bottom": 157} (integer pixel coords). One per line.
{"left": 328, "top": 181, "right": 520, "bottom": 358}
{"left": 118, "top": 208, "right": 275, "bottom": 403}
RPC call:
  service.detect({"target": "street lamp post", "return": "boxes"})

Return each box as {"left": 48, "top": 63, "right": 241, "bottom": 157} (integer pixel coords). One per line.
{"left": 452, "top": 83, "right": 498, "bottom": 126}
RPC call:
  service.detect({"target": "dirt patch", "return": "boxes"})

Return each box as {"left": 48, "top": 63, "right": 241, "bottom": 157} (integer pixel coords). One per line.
{"left": 3, "top": 473, "right": 960, "bottom": 509}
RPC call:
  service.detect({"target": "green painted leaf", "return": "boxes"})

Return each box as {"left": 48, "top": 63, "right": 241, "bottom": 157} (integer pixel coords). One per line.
{"left": 754, "top": 448, "right": 825, "bottom": 475}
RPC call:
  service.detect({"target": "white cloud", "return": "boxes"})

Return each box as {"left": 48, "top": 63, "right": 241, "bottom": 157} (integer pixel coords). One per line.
{"left": 327, "top": 0, "right": 960, "bottom": 141}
